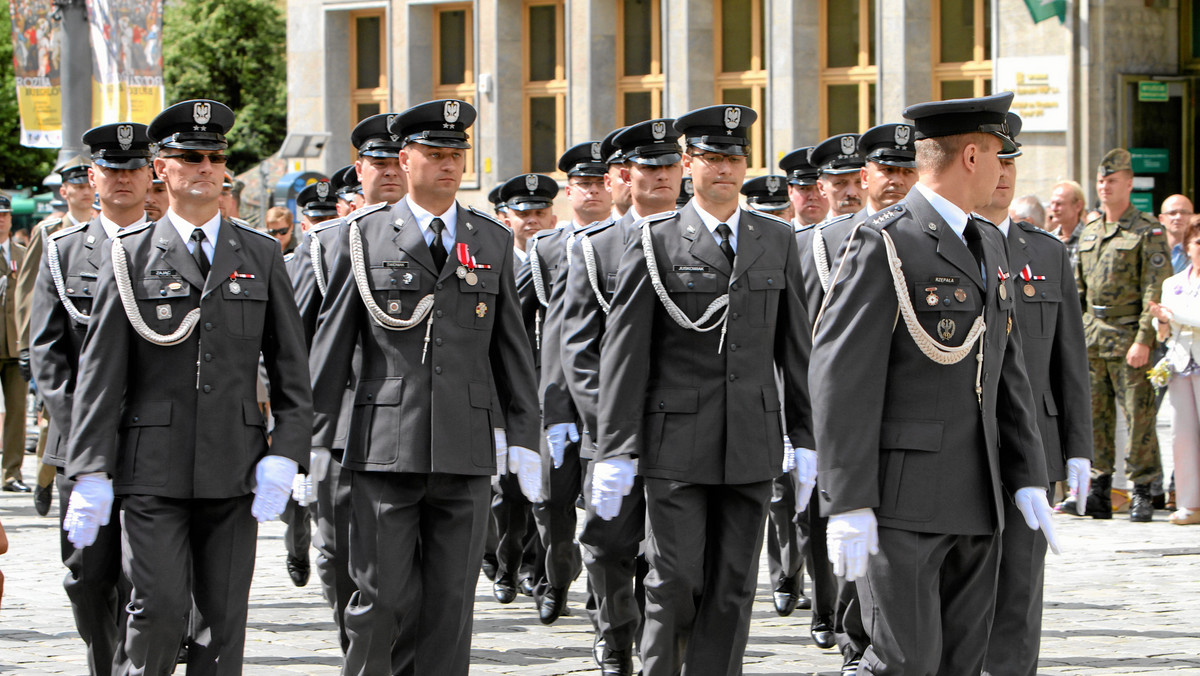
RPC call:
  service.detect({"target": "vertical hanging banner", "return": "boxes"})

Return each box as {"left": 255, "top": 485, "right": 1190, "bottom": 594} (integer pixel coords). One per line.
{"left": 88, "top": 0, "right": 164, "bottom": 124}
{"left": 7, "top": 0, "right": 63, "bottom": 147}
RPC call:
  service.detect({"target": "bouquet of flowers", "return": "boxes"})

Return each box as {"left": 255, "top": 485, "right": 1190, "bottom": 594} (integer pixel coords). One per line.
{"left": 1148, "top": 357, "right": 1176, "bottom": 390}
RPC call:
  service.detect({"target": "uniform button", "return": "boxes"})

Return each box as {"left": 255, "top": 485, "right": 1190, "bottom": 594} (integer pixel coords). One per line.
{"left": 1041, "top": 292, "right": 1047, "bottom": 298}
{"left": 943, "top": 298, "right": 950, "bottom": 306}
{"left": 435, "top": 366, "right": 443, "bottom": 374}
{"left": 160, "top": 289, "right": 167, "bottom": 296}
{"left": 729, "top": 343, "right": 738, "bottom": 351}
{"left": 203, "top": 385, "right": 212, "bottom": 393}
{"left": 658, "top": 402, "right": 665, "bottom": 409}
{"left": 436, "top": 283, "right": 443, "bottom": 290}
{"left": 481, "top": 282, "right": 488, "bottom": 289}
{"left": 731, "top": 312, "right": 739, "bottom": 320}
{"left": 731, "top": 283, "right": 738, "bottom": 291}
{"left": 204, "top": 322, "right": 213, "bottom": 330}
{"left": 390, "top": 279, "right": 397, "bottom": 285}
{"left": 132, "top": 416, "right": 139, "bottom": 423}
{"left": 728, "top": 373, "right": 737, "bottom": 381}
{"left": 243, "top": 290, "right": 250, "bottom": 296}
{"left": 436, "top": 310, "right": 444, "bottom": 318}
{"left": 435, "top": 337, "right": 443, "bottom": 346}
{"left": 204, "top": 353, "right": 213, "bottom": 362}
{"left": 366, "top": 393, "right": 373, "bottom": 401}
{"left": 767, "top": 278, "right": 774, "bottom": 285}
{"left": 821, "top": 489, "right": 831, "bottom": 502}
{"left": 687, "top": 282, "right": 694, "bottom": 289}
{"left": 83, "top": 287, "right": 89, "bottom": 294}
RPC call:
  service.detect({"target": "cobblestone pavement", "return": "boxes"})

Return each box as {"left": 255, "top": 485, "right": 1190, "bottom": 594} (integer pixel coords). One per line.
{"left": 2, "top": 484, "right": 1199, "bottom": 675}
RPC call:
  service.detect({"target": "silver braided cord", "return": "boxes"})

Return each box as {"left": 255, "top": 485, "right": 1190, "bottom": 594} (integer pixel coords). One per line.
{"left": 111, "top": 238, "right": 201, "bottom": 346}
{"left": 813, "top": 227, "right": 832, "bottom": 292}
{"left": 581, "top": 235, "right": 611, "bottom": 315}
{"left": 349, "top": 223, "right": 435, "bottom": 331}
{"left": 529, "top": 238, "right": 550, "bottom": 308}
{"left": 640, "top": 220, "right": 730, "bottom": 340}
{"left": 565, "top": 232, "right": 576, "bottom": 269}
{"left": 311, "top": 234, "right": 327, "bottom": 298}
{"left": 46, "top": 234, "right": 90, "bottom": 325}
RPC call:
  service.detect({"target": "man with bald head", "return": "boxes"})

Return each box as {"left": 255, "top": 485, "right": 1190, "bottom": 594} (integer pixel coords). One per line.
{"left": 1159, "top": 194, "right": 1195, "bottom": 273}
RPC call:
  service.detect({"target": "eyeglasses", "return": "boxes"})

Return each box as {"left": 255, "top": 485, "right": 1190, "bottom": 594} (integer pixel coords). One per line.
{"left": 689, "top": 152, "right": 747, "bottom": 166}
{"left": 266, "top": 226, "right": 292, "bottom": 236}
{"left": 160, "top": 152, "right": 228, "bottom": 165}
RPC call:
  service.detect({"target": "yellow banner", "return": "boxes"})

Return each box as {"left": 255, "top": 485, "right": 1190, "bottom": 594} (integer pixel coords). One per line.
{"left": 8, "top": 1, "right": 63, "bottom": 147}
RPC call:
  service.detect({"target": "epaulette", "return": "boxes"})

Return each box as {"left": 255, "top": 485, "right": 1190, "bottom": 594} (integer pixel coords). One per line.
{"left": 233, "top": 220, "right": 278, "bottom": 242}
{"left": 794, "top": 222, "right": 816, "bottom": 233}
{"left": 744, "top": 209, "right": 793, "bottom": 231}
{"left": 116, "top": 221, "right": 153, "bottom": 237}
{"left": 346, "top": 201, "right": 389, "bottom": 223}
{"left": 578, "top": 217, "right": 617, "bottom": 236}
{"left": 1015, "top": 220, "right": 1059, "bottom": 240}
{"left": 862, "top": 204, "right": 905, "bottom": 231}
{"left": 640, "top": 210, "right": 678, "bottom": 228}
{"left": 283, "top": 251, "right": 296, "bottom": 263}
{"left": 229, "top": 217, "right": 254, "bottom": 228}
{"left": 34, "top": 217, "right": 64, "bottom": 233}
{"left": 48, "top": 221, "right": 87, "bottom": 241}
{"left": 531, "top": 228, "right": 559, "bottom": 241}
{"left": 312, "top": 217, "right": 344, "bottom": 234}
{"left": 1084, "top": 212, "right": 1103, "bottom": 226}
{"left": 466, "top": 205, "right": 507, "bottom": 230}
{"left": 817, "top": 212, "right": 855, "bottom": 231}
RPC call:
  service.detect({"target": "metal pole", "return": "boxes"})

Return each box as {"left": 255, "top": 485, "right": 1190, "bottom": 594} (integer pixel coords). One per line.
{"left": 52, "top": 0, "right": 92, "bottom": 165}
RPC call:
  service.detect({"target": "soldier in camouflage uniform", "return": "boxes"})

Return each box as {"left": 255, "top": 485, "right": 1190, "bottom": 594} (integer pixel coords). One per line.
{"left": 1071, "top": 149, "right": 1171, "bottom": 522}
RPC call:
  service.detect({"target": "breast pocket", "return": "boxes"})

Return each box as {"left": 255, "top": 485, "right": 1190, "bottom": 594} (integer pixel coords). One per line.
{"left": 913, "top": 282, "right": 979, "bottom": 344}
{"left": 456, "top": 269, "right": 500, "bottom": 331}
{"left": 64, "top": 273, "right": 97, "bottom": 327}
{"left": 662, "top": 270, "right": 722, "bottom": 319}
{"left": 1018, "top": 280, "right": 1062, "bottom": 338}
{"left": 745, "top": 268, "right": 785, "bottom": 327}
{"left": 135, "top": 277, "right": 193, "bottom": 333}
{"left": 221, "top": 279, "right": 268, "bottom": 338}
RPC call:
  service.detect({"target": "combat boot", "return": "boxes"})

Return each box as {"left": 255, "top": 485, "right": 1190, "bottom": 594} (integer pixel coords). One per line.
{"left": 1084, "top": 474, "right": 1112, "bottom": 519}
{"left": 1130, "top": 483, "right": 1154, "bottom": 522}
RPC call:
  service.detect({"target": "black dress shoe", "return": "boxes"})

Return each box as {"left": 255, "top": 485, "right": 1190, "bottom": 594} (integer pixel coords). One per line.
{"left": 772, "top": 590, "right": 798, "bottom": 616}
{"left": 518, "top": 576, "right": 535, "bottom": 597}
{"left": 599, "top": 645, "right": 634, "bottom": 676}
{"left": 811, "top": 618, "right": 836, "bottom": 649}
{"left": 841, "top": 651, "right": 862, "bottom": 675}
{"left": 797, "top": 594, "right": 812, "bottom": 610}
{"left": 539, "top": 586, "right": 568, "bottom": 625}
{"left": 3, "top": 479, "right": 31, "bottom": 493}
{"left": 34, "top": 483, "right": 52, "bottom": 516}
{"left": 494, "top": 574, "right": 517, "bottom": 604}
{"left": 1130, "top": 483, "right": 1154, "bottom": 522}
{"left": 481, "top": 555, "right": 498, "bottom": 582}
{"left": 287, "top": 555, "right": 310, "bottom": 587}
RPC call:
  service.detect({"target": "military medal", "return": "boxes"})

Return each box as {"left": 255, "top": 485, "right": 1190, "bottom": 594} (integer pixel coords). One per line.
{"left": 999, "top": 284, "right": 1007, "bottom": 300}
{"left": 156, "top": 304, "right": 172, "bottom": 320}
{"left": 475, "top": 301, "right": 487, "bottom": 318}
{"left": 455, "top": 243, "right": 492, "bottom": 287}
{"left": 1007, "top": 316, "right": 1013, "bottom": 335}
{"left": 1024, "top": 283, "right": 1035, "bottom": 297}
{"left": 228, "top": 281, "right": 241, "bottom": 294}
{"left": 465, "top": 271, "right": 478, "bottom": 285}
{"left": 938, "top": 318, "right": 955, "bottom": 341}
{"left": 168, "top": 282, "right": 183, "bottom": 291}
{"left": 925, "top": 287, "right": 939, "bottom": 306}
{"left": 228, "top": 271, "right": 254, "bottom": 295}
{"left": 1017, "top": 264, "right": 1043, "bottom": 298}
{"left": 954, "top": 288, "right": 966, "bottom": 303}
{"left": 456, "top": 266, "right": 468, "bottom": 279}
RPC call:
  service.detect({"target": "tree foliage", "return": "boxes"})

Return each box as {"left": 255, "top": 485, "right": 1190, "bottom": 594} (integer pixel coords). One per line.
{"left": 163, "top": 0, "right": 286, "bottom": 174}
{"left": 0, "top": 0, "right": 58, "bottom": 189}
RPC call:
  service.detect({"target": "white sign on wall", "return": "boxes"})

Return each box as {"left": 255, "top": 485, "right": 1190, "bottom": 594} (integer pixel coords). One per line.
{"left": 993, "top": 56, "right": 1070, "bottom": 133}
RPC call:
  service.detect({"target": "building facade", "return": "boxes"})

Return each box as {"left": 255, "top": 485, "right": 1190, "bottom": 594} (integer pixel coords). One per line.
{"left": 288, "top": 0, "right": 1199, "bottom": 212}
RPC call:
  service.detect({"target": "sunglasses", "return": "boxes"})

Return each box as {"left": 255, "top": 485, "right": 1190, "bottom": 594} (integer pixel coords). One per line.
{"left": 266, "top": 226, "right": 292, "bottom": 236}
{"left": 160, "top": 152, "right": 229, "bottom": 165}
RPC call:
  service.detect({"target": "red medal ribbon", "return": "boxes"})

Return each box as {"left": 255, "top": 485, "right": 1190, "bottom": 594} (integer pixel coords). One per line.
{"left": 230, "top": 271, "right": 256, "bottom": 279}
{"left": 1020, "top": 264, "right": 1032, "bottom": 281}
{"left": 455, "top": 243, "right": 492, "bottom": 270}
{"left": 997, "top": 267, "right": 1011, "bottom": 281}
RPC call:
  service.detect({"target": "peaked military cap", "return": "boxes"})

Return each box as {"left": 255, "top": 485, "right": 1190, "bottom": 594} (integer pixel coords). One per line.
{"left": 999, "top": 113, "right": 1023, "bottom": 160}
{"left": 55, "top": 155, "right": 92, "bottom": 184}
{"left": 613, "top": 119, "right": 682, "bottom": 166}
{"left": 389, "top": 99, "right": 476, "bottom": 150}
{"left": 674, "top": 105, "right": 757, "bottom": 156}
{"left": 340, "top": 165, "right": 362, "bottom": 196}
{"left": 600, "top": 127, "right": 628, "bottom": 165}
{"left": 487, "top": 185, "right": 507, "bottom": 213}
{"left": 1098, "top": 148, "right": 1132, "bottom": 176}
{"left": 0, "top": 195, "right": 10, "bottom": 213}
{"left": 779, "top": 147, "right": 820, "bottom": 186}
{"left": 82, "top": 123, "right": 152, "bottom": 170}
{"left": 148, "top": 99, "right": 234, "bottom": 151}
{"left": 558, "top": 141, "right": 608, "bottom": 177}
{"left": 329, "top": 164, "right": 354, "bottom": 196}
{"left": 501, "top": 173, "right": 558, "bottom": 212}
{"left": 858, "top": 123, "right": 916, "bottom": 168}
{"left": 297, "top": 179, "right": 339, "bottom": 218}
{"left": 902, "top": 91, "right": 1016, "bottom": 154}
{"left": 677, "top": 177, "right": 694, "bottom": 208}
{"left": 809, "top": 134, "right": 864, "bottom": 175}
{"left": 352, "top": 113, "right": 403, "bottom": 158}
{"left": 741, "top": 175, "right": 790, "bottom": 212}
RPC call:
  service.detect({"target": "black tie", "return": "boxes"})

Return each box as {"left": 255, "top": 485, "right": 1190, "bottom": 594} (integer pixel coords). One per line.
{"left": 190, "top": 228, "right": 210, "bottom": 278}
{"left": 963, "top": 218, "right": 985, "bottom": 269}
{"left": 716, "top": 223, "right": 735, "bottom": 266}
{"left": 429, "top": 218, "right": 448, "bottom": 270}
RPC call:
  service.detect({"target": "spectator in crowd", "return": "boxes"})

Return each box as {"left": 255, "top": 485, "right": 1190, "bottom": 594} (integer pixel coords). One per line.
{"left": 1009, "top": 193, "right": 1046, "bottom": 229}
{"left": 1159, "top": 194, "right": 1195, "bottom": 274}
{"left": 1047, "top": 180, "right": 1087, "bottom": 267}
{"left": 1149, "top": 215, "right": 1200, "bottom": 525}
{"left": 263, "top": 205, "right": 296, "bottom": 254}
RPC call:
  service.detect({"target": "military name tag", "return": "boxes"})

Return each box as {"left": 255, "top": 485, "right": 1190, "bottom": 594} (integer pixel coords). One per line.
{"left": 156, "top": 304, "right": 172, "bottom": 320}
{"left": 383, "top": 261, "right": 409, "bottom": 268}
{"left": 938, "top": 318, "right": 955, "bottom": 341}
{"left": 151, "top": 269, "right": 177, "bottom": 277}
{"left": 933, "top": 276, "right": 959, "bottom": 284}
{"left": 674, "top": 265, "right": 712, "bottom": 273}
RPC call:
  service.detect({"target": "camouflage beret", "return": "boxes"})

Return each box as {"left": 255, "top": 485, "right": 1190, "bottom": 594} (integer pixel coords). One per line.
{"left": 1098, "top": 148, "right": 1132, "bottom": 176}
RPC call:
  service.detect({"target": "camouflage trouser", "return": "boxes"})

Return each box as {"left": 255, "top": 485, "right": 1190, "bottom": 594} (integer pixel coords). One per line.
{"left": 1089, "top": 355, "right": 1162, "bottom": 484}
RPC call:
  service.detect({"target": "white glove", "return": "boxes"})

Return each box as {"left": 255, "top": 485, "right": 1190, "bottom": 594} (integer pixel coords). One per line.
{"left": 310, "top": 447, "right": 332, "bottom": 483}
{"left": 792, "top": 446, "right": 817, "bottom": 508}
{"left": 1065, "top": 458, "right": 1091, "bottom": 516}
{"left": 508, "top": 445, "right": 544, "bottom": 502}
{"left": 1015, "top": 486, "right": 1061, "bottom": 555}
{"left": 292, "top": 473, "right": 316, "bottom": 507}
{"left": 782, "top": 435, "right": 796, "bottom": 472}
{"left": 546, "top": 422, "right": 580, "bottom": 469}
{"left": 252, "top": 456, "right": 299, "bottom": 523}
{"left": 591, "top": 456, "right": 636, "bottom": 521}
{"left": 493, "top": 429, "right": 509, "bottom": 486}
{"left": 826, "top": 507, "right": 879, "bottom": 582}
{"left": 63, "top": 474, "right": 114, "bottom": 549}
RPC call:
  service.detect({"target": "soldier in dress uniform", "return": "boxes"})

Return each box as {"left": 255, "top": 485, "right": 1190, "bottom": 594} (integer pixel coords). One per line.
{"left": 16, "top": 157, "right": 95, "bottom": 510}
{"left": 593, "top": 105, "right": 814, "bottom": 676}
{"left": 143, "top": 168, "right": 167, "bottom": 222}
{"left": 741, "top": 174, "right": 794, "bottom": 223}
{"left": 780, "top": 148, "right": 829, "bottom": 230}
{"left": 62, "top": 100, "right": 312, "bottom": 673}
{"left": 561, "top": 141, "right": 614, "bottom": 228}
{"left": 308, "top": 99, "right": 542, "bottom": 675}
{"left": 1068, "top": 148, "right": 1170, "bottom": 522}
{"left": 676, "top": 177, "right": 693, "bottom": 209}
{"left": 811, "top": 92, "right": 1057, "bottom": 675}
{"left": 977, "top": 112, "right": 1093, "bottom": 676}
{"left": 332, "top": 164, "right": 362, "bottom": 217}
{"left": 28, "top": 122, "right": 152, "bottom": 676}
{"left": 602, "top": 127, "right": 632, "bottom": 220}
{"left": 811, "top": 134, "right": 865, "bottom": 221}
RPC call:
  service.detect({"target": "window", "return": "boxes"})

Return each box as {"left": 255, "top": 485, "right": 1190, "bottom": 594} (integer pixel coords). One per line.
{"left": 617, "top": 0, "right": 663, "bottom": 125}
{"left": 819, "top": 0, "right": 876, "bottom": 137}
{"left": 933, "top": 0, "right": 992, "bottom": 99}
{"left": 523, "top": 0, "right": 566, "bottom": 174}
{"left": 435, "top": 5, "right": 476, "bottom": 182}
{"left": 715, "top": 0, "right": 768, "bottom": 171}
{"left": 1184, "top": 0, "right": 1200, "bottom": 72}
{"left": 350, "top": 10, "right": 388, "bottom": 144}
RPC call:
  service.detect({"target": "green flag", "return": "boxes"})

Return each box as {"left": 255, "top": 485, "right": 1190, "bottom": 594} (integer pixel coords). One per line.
{"left": 1025, "top": 0, "right": 1067, "bottom": 24}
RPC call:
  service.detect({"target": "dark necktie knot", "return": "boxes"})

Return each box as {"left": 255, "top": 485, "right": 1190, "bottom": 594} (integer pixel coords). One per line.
{"left": 190, "top": 228, "right": 210, "bottom": 277}
{"left": 716, "top": 223, "right": 735, "bottom": 265}
{"left": 429, "top": 218, "right": 448, "bottom": 270}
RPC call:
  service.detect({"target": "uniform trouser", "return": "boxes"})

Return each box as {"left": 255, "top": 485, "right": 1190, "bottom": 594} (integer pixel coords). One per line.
{"left": 0, "top": 359, "right": 28, "bottom": 483}
{"left": 57, "top": 472, "right": 128, "bottom": 676}
{"left": 641, "top": 478, "right": 772, "bottom": 676}
{"left": 766, "top": 474, "right": 804, "bottom": 593}
{"left": 1089, "top": 354, "right": 1162, "bottom": 484}
{"left": 118, "top": 494, "right": 257, "bottom": 676}
{"left": 982, "top": 489, "right": 1049, "bottom": 676}
{"left": 858, "top": 527, "right": 1000, "bottom": 676}
{"left": 1167, "top": 371, "right": 1200, "bottom": 510}
{"left": 491, "top": 471, "right": 543, "bottom": 581}
{"left": 531, "top": 435, "right": 583, "bottom": 600}
{"left": 314, "top": 459, "right": 356, "bottom": 654}
{"left": 579, "top": 460, "right": 647, "bottom": 653}
{"left": 798, "top": 480, "right": 837, "bottom": 629}
{"left": 343, "top": 471, "right": 490, "bottom": 676}
{"left": 281, "top": 497, "right": 313, "bottom": 560}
